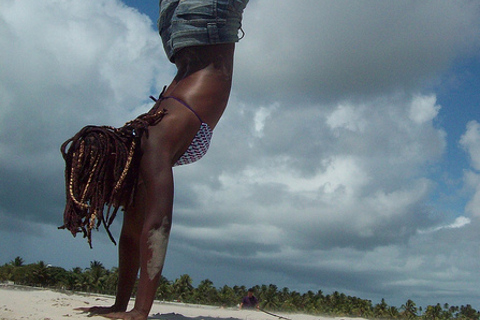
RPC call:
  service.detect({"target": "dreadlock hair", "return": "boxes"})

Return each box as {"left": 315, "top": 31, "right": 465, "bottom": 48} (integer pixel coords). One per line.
{"left": 59, "top": 88, "right": 168, "bottom": 248}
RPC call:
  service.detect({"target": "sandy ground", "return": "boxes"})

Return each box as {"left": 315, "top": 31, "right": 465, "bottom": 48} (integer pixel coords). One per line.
{"left": 0, "top": 285, "right": 356, "bottom": 320}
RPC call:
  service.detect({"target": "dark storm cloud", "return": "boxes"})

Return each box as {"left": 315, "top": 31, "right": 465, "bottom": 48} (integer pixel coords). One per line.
{"left": 236, "top": 0, "right": 480, "bottom": 103}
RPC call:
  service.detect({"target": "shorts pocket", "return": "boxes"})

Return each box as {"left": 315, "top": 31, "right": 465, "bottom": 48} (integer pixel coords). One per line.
{"left": 175, "top": 0, "right": 216, "bottom": 21}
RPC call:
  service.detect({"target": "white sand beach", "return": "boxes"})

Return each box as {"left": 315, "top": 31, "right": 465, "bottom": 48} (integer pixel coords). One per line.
{"left": 0, "top": 285, "right": 357, "bottom": 320}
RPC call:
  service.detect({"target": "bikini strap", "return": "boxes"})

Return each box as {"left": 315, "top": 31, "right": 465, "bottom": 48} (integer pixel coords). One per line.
{"left": 165, "top": 96, "right": 204, "bottom": 123}
{"left": 149, "top": 92, "right": 204, "bottom": 124}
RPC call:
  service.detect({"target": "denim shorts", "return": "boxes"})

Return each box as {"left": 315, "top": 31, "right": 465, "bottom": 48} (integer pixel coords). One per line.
{"left": 158, "top": 0, "right": 249, "bottom": 62}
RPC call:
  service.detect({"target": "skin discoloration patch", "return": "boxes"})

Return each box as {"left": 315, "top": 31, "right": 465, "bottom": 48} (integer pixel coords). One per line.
{"left": 146, "top": 217, "right": 170, "bottom": 281}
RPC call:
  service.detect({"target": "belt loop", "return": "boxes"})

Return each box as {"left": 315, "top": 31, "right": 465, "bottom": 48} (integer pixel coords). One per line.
{"left": 207, "top": 22, "right": 219, "bottom": 43}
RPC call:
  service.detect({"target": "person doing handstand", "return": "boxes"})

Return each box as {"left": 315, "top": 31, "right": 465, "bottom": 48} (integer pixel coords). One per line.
{"left": 65, "top": 1, "right": 249, "bottom": 319}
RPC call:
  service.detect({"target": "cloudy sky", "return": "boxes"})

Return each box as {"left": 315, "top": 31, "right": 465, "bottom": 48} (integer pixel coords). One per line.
{"left": 1, "top": 0, "right": 480, "bottom": 310}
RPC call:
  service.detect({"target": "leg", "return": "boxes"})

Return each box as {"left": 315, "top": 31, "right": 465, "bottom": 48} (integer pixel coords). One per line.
{"left": 103, "top": 126, "right": 175, "bottom": 320}
{"left": 114, "top": 184, "right": 147, "bottom": 309}
{"left": 75, "top": 184, "right": 146, "bottom": 315}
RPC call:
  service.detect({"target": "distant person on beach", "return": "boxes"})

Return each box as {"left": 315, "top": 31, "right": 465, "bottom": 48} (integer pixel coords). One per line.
{"left": 240, "top": 288, "right": 259, "bottom": 309}
{"left": 63, "top": 1, "right": 249, "bottom": 320}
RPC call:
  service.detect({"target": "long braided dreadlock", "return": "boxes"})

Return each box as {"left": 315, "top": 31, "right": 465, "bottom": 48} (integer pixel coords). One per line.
{"left": 59, "top": 88, "right": 168, "bottom": 248}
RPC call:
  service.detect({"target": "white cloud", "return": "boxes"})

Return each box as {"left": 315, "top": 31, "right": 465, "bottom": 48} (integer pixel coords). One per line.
{"left": 327, "top": 103, "right": 367, "bottom": 133}
{"left": 253, "top": 103, "right": 278, "bottom": 138}
{"left": 409, "top": 95, "right": 441, "bottom": 124}
{"left": 460, "top": 121, "right": 480, "bottom": 217}
{"left": 236, "top": 0, "right": 480, "bottom": 103}
{"left": 460, "top": 120, "right": 480, "bottom": 171}
{"left": 419, "top": 216, "right": 472, "bottom": 234}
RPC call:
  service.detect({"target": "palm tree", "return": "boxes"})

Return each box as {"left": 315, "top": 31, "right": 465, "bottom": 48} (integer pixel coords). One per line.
{"left": 0, "top": 263, "right": 14, "bottom": 282}
{"left": 86, "top": 260, "right": 106, "bottom": 292}
{"left": 325, "top": 291, "right": 346, "bottom": 315}
{"left": 3, "top": 257, "right": 25, "bottom": 284}
{"left": 233, "top": 285, "right": 247, "bottom": 303}
{"left": 260, "top": 284, "right": 280, "bottom": 310}
{"left": 46, "top": 266, "right": 68, "bottom": 288}
{"left": 31, "top": 261, "right": 50, "bottom": 287}
{"left": 355, "top": 299, "right": 374, "bottom": 318}
{"left": 156, "top": 276, "right": 173, "bottom": 301}
{"left": 104, "top": 267, "right": 119, "bottom": 295}
{"left": 62, "top": 267, "right": 84, "bottom": 292}
{"left": 72, "top": 267, "right": 83, "bottom": 274}
{"left": 401, "top": 299, "right": 418, "bottom": 319}
{"left": 217, "top": 285, "right": 236, "bottom": 307}
{"left": 63, "top": 271, "right": 80, "bottom": 291}
{"left": 194, "top": 279, "right": 217, "bottom": 304}
{"left": 173, "top": 274, "right": 194, "bottom": 302}
{"left": 387, "top": 306, "right": 399, "bottom": 319}
{"left": 281, "top": 290, "right": 301, "bottom": 312}
{"left": 302, "top": 290, "right": 315, "bottom": 313}
{"left": 12, "top": 264, "right": 28, "bottom": 285}
{"left": 77, "top": 272, "right": 92, "bottom": 292}
{"left": 458, "top": 304, "right": 479, "bottom": 320}
{"left": 373, "top": 298, "right": 389, "bottom": 318}
{"left": 448, "top": 305, "right": 460, "bottom": 319}
{"left": 279, "top": 287, "right": 290, "bottom": 301}
{"left": 424, "top": 303, "right": 442, "bottom": 320}
{"left": 10, "top": 257, "right": 24, "bottom": 267}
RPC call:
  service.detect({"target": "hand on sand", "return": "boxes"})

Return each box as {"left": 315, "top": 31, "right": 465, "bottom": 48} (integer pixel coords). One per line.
{"left": 74, "top": 305, "right": 126, "bottom": 315}
{"left": 102, "top": 309, "right": 148, "bottom": 320}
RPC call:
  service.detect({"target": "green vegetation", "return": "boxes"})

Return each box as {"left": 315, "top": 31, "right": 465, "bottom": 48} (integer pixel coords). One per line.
{"left": 1, "top": 257, "right": 478, "bottom": 320}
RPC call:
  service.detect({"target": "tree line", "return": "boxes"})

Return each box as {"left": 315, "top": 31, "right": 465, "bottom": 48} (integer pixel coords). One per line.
{"left": 1, "top": 257, "right": 478, "bottom": 320}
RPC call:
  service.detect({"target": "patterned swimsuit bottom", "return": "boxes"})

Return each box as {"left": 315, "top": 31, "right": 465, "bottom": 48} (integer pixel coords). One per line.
{"left": 160, "top": 96, "right": 213, "bottom": 166}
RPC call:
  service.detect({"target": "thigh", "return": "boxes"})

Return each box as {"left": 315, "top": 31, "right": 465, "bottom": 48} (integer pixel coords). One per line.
{"left": 140, "top": 98, "right": 201, "bottom": 169}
